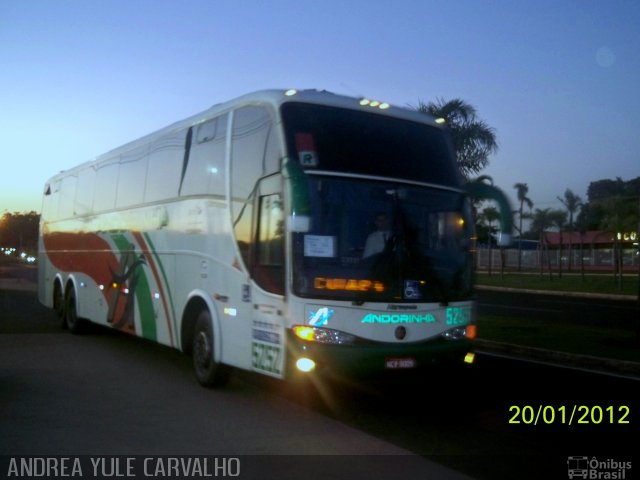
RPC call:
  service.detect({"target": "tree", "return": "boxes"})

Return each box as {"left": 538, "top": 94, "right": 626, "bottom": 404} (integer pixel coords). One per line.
{"left": 480, "top": 206, "right": 499, "bottom": 276}
{"left": 578, "top": 176, "right": 640, "bottom": 230}
{"left": 0, "top": 211, "right": 40, "bottom": 253}
{"left": 530, "top": 208, "right": 553, "bottom": 278}
{"left": 557, "top": 189, "right": 582, "bottom": 272}
{"left": 574, "top": 208, "right": 589, "bottom": 282}
{"left": 587, "top": 177, "right": 627, "bottom": 202}
{"left": 416, "top": 98, "right": 498, "bottom": 178}
{"left": 548, "top": 209, "right": 568, "bottom": 278}
{"left": 599, "top": 196, "right": 636, "bottom": 290}
{"left": 514, "top": 183, "right": 534, "bottom": 271}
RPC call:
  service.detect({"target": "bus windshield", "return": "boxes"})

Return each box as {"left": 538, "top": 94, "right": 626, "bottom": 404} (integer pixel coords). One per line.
{"left": 281, "top": 103, "right": 462, "bottom": 187}
{"left": 291, "top": 176, "right": 473, "bottom": 303}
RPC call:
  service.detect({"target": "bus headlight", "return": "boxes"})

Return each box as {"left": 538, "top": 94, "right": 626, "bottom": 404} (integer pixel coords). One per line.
{"left": 292, "top": 325, "right": 356, "bottom": 345}
{"left": 296, "top": 357, "right": 316, "bottom": 372}
{"left": 441, "top": 326, "right": 475, "bottom": 341}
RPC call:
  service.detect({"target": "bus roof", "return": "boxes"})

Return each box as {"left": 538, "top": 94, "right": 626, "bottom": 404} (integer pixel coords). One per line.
{"left": 47, "top": 89, "right": 442, "bottom": 181}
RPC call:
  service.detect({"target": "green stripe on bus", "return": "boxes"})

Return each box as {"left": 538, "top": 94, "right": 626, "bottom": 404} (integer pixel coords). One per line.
{"left": 143, "top": 232, "right": 179, "bottom": 347}
{"left": 111, "top": 234, "right": 157, "bottom": 341}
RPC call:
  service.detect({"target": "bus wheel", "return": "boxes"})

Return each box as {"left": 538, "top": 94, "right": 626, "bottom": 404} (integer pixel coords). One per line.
{"left": 64, "top": 287, "right": 84, "bottom": 334}
{"left": 53, "top": 281, "right": 65, "bottom": 327}
{"left": 192, "top": 310, "right": 229, "bottom": 388}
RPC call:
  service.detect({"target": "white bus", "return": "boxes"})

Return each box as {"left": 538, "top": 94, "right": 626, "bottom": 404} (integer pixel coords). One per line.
{"left": 38, "top": 89, "right": 511, "bottom": 387}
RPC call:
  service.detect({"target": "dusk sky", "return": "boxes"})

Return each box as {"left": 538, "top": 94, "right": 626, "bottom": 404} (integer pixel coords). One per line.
{"left": 1, "top": 0, "right": 638, "bottom": 218}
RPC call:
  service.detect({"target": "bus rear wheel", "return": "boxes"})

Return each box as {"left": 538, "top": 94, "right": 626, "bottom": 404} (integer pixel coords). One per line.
{"left": 64, "top": 287, "right": 85, "bottom": 334}
{"left": 192, "top": 310, "right": 229, "bottom": 388}
{"left": 53, "top": 281, "right": 65, "bottom": 327}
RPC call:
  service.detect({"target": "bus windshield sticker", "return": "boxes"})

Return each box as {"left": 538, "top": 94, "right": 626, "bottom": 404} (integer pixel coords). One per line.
{"left": 295, "top": 133, "right": 319, "bottom": 167}
{"left": 404, "top": 280, "right": 422, "bottom": 300}
{"left": 304, "top": 235, "right": 336, "bottom": 257}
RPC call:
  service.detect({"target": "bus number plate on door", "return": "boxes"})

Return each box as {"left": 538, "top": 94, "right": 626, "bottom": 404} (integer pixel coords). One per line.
{"left": 252, "top": 342, "right": 281, "bottom": 375}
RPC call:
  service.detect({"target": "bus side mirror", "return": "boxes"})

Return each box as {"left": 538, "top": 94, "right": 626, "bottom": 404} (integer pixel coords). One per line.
{"left": 465, "top": 180, "right": 513, "bottom": 247}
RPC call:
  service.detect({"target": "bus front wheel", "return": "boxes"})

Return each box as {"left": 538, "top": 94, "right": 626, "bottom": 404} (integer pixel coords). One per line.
{"left": 192, "top": 310, "right": 229, "bottom": 388}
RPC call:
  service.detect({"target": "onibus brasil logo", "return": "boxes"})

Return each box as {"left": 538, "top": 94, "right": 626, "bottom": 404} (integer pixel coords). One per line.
{"left": 567, "top": 456, "right": 632, "bottom": 479}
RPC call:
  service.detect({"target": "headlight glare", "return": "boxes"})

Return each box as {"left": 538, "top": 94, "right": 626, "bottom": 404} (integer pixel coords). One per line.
{"left": 292, "top": 325, "right": 356, "bottom": 345}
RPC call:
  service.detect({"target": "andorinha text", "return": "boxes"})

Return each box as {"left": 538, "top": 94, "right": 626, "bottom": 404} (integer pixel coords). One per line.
{"left": 6, "top": 457, "right": 241, "bottom": 477}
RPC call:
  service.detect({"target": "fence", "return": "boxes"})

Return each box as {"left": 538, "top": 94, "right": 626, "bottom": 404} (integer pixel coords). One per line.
{"left": 475, "top": 246, "right": 639, "bottom": 272}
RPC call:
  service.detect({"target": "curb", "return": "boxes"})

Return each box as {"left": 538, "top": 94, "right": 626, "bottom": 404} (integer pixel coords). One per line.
{"left": 475, "top": 339, "right": 640, "bottom": 379}
{"left": 475, "top": 284, "right": 638, "bottom": 301}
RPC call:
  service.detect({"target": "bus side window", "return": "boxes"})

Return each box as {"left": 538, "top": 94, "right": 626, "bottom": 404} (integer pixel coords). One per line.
{"left": 75, "top": 167, "right": 96, "bottom": 216}
{"left": 93, "top": 160, "right": 119, "bottom": 213}
{"left": 43, "top": 180, "right": 61, "bottom": 222}
{"left": 145, "top": 131, "right": 184, "bottom": 203}
{"left": 231, "top": 106, "right": 273, "bottom": 270}
{"left": 117, "top": 145, "right": 148, "bottom": 208}
{"left": 59, "top": 175, "right": 77, "bottom": 220}
{"left": 182, "top": 114, "right": 228, "bottom": 197}
{"left": 253, "top": 193, "right": 284, "bottom": 294}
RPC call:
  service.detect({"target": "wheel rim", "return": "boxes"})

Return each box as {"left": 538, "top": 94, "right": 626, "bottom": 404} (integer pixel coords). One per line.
{"left": 194, "top": 330, "right": 212, "bottom": 372}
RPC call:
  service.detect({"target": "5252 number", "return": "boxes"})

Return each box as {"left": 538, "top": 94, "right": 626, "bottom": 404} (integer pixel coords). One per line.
{"left": 252, "top": 342, "right": 281, "bottom": 375}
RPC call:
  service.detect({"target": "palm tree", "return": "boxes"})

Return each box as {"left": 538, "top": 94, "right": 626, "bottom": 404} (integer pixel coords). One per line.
{"left": 416, "top": 98, "right": 498, "bottom": 178}
{"left": 549, "top": 209, "right": 568, "bottom": 278}
{"left": 599, "top": 195, "right": 635, "bottom": 290}
{"left": 557, "top": 189, "right": 582, "bottom": 271}
{"left": 514, "top": 183, "right": 534, "bottom": 271}
{"left": 530, "top": 208, "right": 554, "bottom": 278}
{"left": 480, "top": 206, "right": 499, "bottom": 276}
{"left": 574, "top": 212, "right": 589, "bottom": 282}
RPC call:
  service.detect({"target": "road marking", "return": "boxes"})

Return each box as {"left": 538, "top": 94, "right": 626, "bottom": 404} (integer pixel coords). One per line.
{"left": 475, "top": 350, "right": 640, "bottom": 382}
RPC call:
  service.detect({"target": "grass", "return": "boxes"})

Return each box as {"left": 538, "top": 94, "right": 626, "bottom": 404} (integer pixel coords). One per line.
{"left": 477, "top": 314, "right": 640, "bottom": 364}
{"left": 474, "top": 271, "right": 640, "bottom": 365}
{"left": 475, "top": 271, "right": 639, "bottom": 297}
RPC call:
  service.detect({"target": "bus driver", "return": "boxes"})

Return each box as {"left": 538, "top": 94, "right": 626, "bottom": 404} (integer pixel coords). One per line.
{"left": 363, "top": 212, "right": 392, "bottom": 258}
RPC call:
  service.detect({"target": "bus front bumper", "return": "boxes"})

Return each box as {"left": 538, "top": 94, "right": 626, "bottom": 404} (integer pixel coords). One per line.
{"left": 286, "top": 332, "right": 474, "bottom": 380}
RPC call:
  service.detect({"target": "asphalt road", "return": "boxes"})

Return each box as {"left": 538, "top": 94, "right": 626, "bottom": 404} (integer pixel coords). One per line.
{"left": 1, "top": 289, "right": 639, "bottom": 480}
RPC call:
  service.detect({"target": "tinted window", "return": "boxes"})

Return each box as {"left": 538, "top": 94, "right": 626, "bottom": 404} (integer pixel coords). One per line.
{"left": 231, "top": 106, "right": 273, "bottom": 266}
{"left": 42, "top": 180, "right": 61, "bottom": 221}
{"left": 254, "top": 193, "right": 284, "bottom": 294}
{"left": 258, "top": 193, "right": 284, "bottom": 266}
{"left": 281, "top": 103, "right": 462, "bottom": 187}
{"left": 182, "top": 114, "right": 228, "bottom": 197}
{"left": 58, "top": 175, "right": 77, "bottom": 219}
{"left": 93, "top": 160, "right": 119, "bottom": 212}
{"left": 145, "top": 130, "right": 185, "bottom": 202}
{"left": 75, "top": 167, "right": 96, "bottom": 216}
{"left": 117, "top": 145, "right": 148, "bottom": 207}
{"left": 292, "top": 176, "right": 472, "bottom": 302}
{"left": 231, "top": 106, "right": 272, "bottom": 202}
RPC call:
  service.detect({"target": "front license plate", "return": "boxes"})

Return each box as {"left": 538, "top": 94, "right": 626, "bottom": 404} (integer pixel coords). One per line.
{"left": 385, "top": 357, "right": 416, "bottom": 369}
